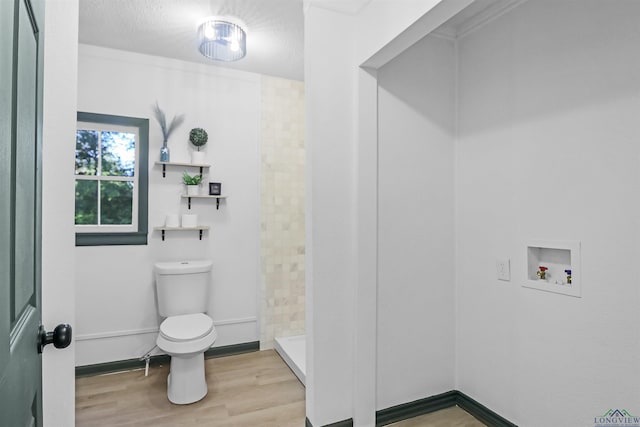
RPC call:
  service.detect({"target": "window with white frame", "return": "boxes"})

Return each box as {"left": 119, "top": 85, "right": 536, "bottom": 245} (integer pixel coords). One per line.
{"left": 75, "top": 112, "right": 148, "bottom": 246}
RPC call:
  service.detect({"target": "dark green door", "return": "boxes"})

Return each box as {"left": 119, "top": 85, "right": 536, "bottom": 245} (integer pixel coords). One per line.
{"left": 0, "top": 0, "right": 45, "bottom": 425}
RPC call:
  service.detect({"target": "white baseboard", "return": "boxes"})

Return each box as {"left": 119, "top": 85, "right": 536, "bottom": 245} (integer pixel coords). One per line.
{"left": 75, "top": 317, "right": 258, "bottom": 366}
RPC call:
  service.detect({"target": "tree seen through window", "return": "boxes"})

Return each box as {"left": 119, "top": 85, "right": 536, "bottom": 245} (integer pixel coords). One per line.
{"left": 75, "top": 128, "right": 136, "bottom": 226}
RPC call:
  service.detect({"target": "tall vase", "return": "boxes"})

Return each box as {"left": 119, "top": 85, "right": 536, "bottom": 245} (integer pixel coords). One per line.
{"left": 160, "top": 141, "right": 170, "bottom": 162}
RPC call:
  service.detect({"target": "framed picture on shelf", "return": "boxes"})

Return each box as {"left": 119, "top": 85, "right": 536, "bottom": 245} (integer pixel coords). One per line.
{"left": 209, "top": 182, "right": 222, "bottom": 196}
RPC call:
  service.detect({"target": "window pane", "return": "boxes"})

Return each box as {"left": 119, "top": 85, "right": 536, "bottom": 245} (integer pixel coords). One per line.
{"left": 75, "top": 130, "right": 98, "bottom": 175}
{"left": 101, "top": 131, "right": 135, "bottom": 177}
{"left": 75, "top": 112, "right": 149, "bottom": 246}
{"left": 100, "top": 181, "right": 133, "bottom": 224}
{"left": 75, "top": 180, "right": 98, "bottom": 224}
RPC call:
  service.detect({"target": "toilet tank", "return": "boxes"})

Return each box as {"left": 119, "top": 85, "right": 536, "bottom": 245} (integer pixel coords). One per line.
{"left": 154, "top": 260, "right": 213, "bottom": 317}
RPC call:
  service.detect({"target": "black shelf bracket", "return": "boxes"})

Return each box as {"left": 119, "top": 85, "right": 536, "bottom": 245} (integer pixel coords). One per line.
{"left": 161, "top": 164, "right": 166, "bottom": 178}
{"left": 184, "top": 196, "right": 223, "bottom": 210}
{"left": 161, "top": 230, "right": 165, "bottom": 241}
{"left": 199, "top": 229, "right": 203, "bottom": 240}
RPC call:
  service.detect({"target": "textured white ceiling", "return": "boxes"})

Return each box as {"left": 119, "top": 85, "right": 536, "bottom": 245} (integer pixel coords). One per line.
{"left": 79, "top": 0, "right": 304, "bottom": 81}
{"left": 305, "top": 0, "right": 372, "bottom": 15}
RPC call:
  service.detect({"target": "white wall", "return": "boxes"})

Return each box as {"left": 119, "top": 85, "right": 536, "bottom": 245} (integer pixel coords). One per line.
{"left": 455, "top": 1, "right": 640, "bottom": 425}
{"left": 42, "top": 1, "right": 78, "bottom": 426}
{"left": 355, "top": 0, "right": 459, "bottom": 65}
{"left": 75, "top": 45, "right": 260, "bottom": 366}
{"left": 304, "top": 5, "right": 358, "bottom": 426}
{"left": 306, "top": 0, "right": 640, "bottom": 426}
{"left": 376, "top": 34, "right": 456, "bottom": 410}
{"left": 305, "top": 1, "right": 458, "bottom": 425}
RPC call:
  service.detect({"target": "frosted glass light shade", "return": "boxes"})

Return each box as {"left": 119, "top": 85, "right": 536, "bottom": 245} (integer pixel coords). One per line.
{"left": 198, "top": 18, "right": 247, "bottom": 62}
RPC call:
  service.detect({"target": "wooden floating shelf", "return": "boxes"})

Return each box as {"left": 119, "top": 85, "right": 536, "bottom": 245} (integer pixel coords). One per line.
{"left": 181, "top": 195, "right": 227, "bottom": 210}
{"left": 153, "top": 225, "right": 210, "bottom": 241}
{"left": 155, "top": 161, "right": 210, "bottom": 177}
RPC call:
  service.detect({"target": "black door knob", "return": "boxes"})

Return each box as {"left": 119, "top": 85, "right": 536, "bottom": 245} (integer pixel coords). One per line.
{"left": 38, "top": 324, "right": 72, "bottom": 353}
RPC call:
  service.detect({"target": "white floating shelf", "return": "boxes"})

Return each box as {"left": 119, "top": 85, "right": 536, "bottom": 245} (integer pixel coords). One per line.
{"left": 524, "top": 240, "right": 581, "bottom": 297}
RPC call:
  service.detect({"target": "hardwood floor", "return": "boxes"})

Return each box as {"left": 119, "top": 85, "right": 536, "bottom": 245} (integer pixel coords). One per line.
{"left": 76, "top": 350, "right": 485, "bottom": 426}
{"left": 388, "top": 406, "right": 486, "bottom": 427}
{"left": 76, "top": 350, "right": 305, "bottom": 426}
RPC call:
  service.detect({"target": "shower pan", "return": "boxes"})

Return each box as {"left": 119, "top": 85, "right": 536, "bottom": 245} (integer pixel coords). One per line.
{"left": 274, "top": 334, "right": 306, "bottom": 385}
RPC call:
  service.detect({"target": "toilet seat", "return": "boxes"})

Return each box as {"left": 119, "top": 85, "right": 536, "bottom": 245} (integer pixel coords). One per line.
{"left": 160, "top": 313, "right": 213, "bottom": 342}
{"left": 156, "top": 313, "right": 217, "bottom": 357}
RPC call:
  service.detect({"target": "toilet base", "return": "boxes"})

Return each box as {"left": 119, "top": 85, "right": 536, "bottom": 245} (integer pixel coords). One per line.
{"left": 166, "top": 352, "right": 208, "bottom": 404}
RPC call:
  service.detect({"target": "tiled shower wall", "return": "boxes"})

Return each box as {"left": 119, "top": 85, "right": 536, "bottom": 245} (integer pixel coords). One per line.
{"left": 259, "top": 76, "right": 305, "bottom": 349}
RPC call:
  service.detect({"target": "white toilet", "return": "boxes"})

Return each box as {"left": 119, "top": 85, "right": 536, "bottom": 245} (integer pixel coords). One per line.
{"left": 154, "top": 260, "right": 217, "bottom": 404}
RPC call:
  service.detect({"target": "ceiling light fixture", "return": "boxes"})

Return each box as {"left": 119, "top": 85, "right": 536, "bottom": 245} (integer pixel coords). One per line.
{"left": 197, "top": 17, "right": 247, "bottom": 62}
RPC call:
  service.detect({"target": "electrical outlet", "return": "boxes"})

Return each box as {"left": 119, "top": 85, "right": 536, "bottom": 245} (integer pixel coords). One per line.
{"left": 496, "top": 258, "right": 511, "bottom": 281}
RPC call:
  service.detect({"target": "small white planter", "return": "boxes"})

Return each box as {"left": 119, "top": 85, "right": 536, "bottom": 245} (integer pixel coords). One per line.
{"left": 181, "top": 214, "right": 198, "bottom": 228}
{"left": 191, "top": 151, "right": 206, "bottom": 164}
{"left": 165, "top": 214, "right": 180, "bottom": 228}
{"left": 186, "top": 185, "right": 200, "bottom": 196}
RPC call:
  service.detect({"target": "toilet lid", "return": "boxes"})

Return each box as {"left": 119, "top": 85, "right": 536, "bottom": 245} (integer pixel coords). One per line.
{"left": 160, "top": 313, "right": 214, "bottom": 342}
